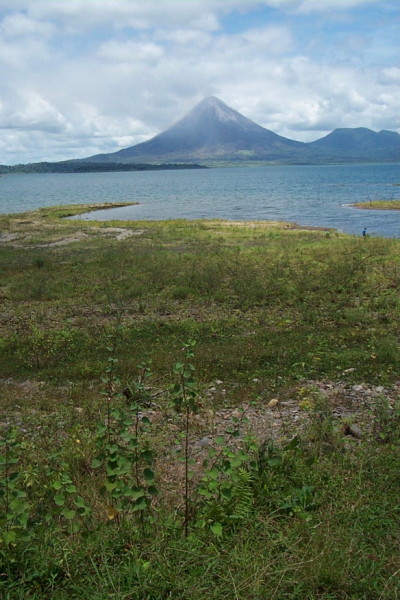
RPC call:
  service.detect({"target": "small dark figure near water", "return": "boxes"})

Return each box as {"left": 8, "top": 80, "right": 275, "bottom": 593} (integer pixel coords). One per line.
{"left": 362, "top": 227, "right": 367, "bottom": 237}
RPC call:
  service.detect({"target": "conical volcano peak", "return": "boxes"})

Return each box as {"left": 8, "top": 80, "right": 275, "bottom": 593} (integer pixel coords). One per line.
{"left": 196, "top": 96, "right": 230, "bottom": 110}
{"left": 198, "top": 95, "right": 224, "bottom": 105}
{"left": 192, "top": 96, "right": 228, "bottom": 108}
{"left": 188, "top": 96, "right": 247, "bottom": 124}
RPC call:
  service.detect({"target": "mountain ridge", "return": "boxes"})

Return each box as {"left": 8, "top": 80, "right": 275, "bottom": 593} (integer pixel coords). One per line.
{"left": 308, "top": 127, "right": 400, "bottom": 162}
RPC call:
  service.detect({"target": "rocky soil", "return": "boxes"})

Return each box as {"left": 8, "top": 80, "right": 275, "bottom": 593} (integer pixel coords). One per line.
{"left": 2, "top": 377, "right": 397, "bottom": 444}
{"left": 153, "top": 379, "right": 399, "bottom": 452}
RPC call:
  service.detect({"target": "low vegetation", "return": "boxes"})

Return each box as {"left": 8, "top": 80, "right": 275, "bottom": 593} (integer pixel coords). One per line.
{"left": 1, "top": 205, "right": 400, "bottom": 599}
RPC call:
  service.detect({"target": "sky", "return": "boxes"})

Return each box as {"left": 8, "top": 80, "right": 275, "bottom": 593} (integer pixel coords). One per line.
{"left": 0, "top": 0, "right": 399, "bottom": 165}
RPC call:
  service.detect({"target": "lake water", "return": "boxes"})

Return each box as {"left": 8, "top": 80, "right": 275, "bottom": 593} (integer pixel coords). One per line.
{"left": 1, "top": 163, "right": 400, "bottom": 237}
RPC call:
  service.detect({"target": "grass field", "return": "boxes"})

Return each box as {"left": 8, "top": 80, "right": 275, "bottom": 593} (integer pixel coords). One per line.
{"left": 1, "top": 204, "right": 400, "bottom": 599}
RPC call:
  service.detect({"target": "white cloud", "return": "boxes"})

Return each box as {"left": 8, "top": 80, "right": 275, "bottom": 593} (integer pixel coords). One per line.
{"left": 0, "top": 12, "right": 56, "bottom": 38}
{"left": 4, "top": 92, "right": 67, "bottom": 132}
{"left": 294, "top": 0, "right": 378, "bottom": 12}
{"left": 98, "top": 40, "right": 164, "bottom": 63}
{"left": 240, "top": 25, "right": 293, "bottom": 54}
{"left": 4, "top": 0, "right": 222, "bottom": 32}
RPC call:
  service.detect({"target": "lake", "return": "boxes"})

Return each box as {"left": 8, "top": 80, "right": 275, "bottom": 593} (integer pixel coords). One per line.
{"left": 1, "top": 163, "right": 400, "bottom": 237}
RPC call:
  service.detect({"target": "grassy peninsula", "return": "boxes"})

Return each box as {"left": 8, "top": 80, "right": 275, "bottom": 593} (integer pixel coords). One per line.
{"left": 1, "top": 205, "right": 400, "bottom": 599}
{"left": 353, "top": 199, "right": 400, "bottom": 210}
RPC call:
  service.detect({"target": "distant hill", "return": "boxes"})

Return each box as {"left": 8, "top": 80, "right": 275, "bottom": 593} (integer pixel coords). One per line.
{"left": 309, "top": 127, "right": 400, "bottom": 162}
{"left": 83, "top": 96, "right": 400, "bottom": 165}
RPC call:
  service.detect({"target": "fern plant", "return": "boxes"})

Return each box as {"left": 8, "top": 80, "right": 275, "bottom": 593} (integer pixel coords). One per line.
{"left": 195, "top": 428, "right": 258, "bottom": 537}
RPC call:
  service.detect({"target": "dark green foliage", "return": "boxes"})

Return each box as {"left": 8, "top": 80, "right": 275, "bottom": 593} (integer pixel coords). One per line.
{"left": 0, "top": 429, "right": 32, "bottom": 549}
{"left": 91, "top": 350, "right": 157, "bottom": 522}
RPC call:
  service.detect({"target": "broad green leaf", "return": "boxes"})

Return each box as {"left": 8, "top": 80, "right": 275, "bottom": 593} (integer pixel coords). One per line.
{"left": 9, "top": 498, "right": 30, "bottom": 515}
{"left": 106, "top": 444, "right": 119, "bottom": 454}
{"left": 2, "top": 530, "right": 17, "bottom": 545}
{"left": 106, "top": 462, "right": 120, "bottom": 476}
{"left": 211, "top": 522, "right": 223, "bottom": 537}
{"left": 237, "top": 451, "right": 250, "bottom": 461}
{"left": 117, "top": 457, "right": 132, "bottom": 474}
{"left": 54, "top": 493, "right": 66, "bottom": 506}
{"left": 206, "top": 468, "right": 219, "bottom": 481}
{"left": 127, "top": 437, "right": 139, "bottom": 448}
{"left": 197, "top": 488, "right": 213, "bottom": 499}
{"left": 141, "top": 450, "right": 153, "bottom": 465}
{"left": 143, "top": 468, "right": 154, "bottom": 483}
{"left": 110, "top": 489, "right": 122, "bottom": 499}
{"left": 125, "top": 488, "right": 145, "bottom": 501}
{"left": 133, "top": 498, "right": 148, "bottom": 511}
{"left": 17, "top": 513, "right": 28, "bottom": 528}
{"left": 62, "top": 508, "right": 76, "bottom": 520}
{"left": 221, "top": 487, "right": 232, "bottom": 499}
{"left": 104, "top": 480, "right": 117, "bottom": 492}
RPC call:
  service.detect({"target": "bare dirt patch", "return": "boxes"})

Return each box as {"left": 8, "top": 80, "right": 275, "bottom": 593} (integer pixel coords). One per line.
{"left": 0, "top": 225, "right": 144, "bottom": 248}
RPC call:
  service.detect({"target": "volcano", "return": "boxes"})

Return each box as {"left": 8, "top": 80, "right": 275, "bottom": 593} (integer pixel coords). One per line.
{"left": 82, "top": 96, "right": 400, "bottom": 165}
{"left": 84, "top": 96, "right": 316, "bottom": 164}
